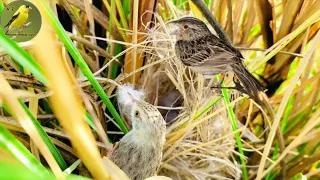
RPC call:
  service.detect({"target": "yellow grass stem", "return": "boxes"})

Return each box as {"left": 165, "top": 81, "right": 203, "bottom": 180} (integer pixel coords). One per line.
{"left": 131, "top": 0, "right": 139, "bottom": 84}
{"left": 256, "top": 29, "right": 320, "bottom": 180}
{"left": 0, "top": 73, "right": 64, "bottom": 179}
{"left": 33, "top": 2, "right": 112, "bottom": 179}
{"left": 102, "top": 0, "right": 129, "bottom": 42}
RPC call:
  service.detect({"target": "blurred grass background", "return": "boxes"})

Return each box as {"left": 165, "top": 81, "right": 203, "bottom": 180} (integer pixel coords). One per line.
{"left": 0, "top": 0, "right": 319, "bottom": 180}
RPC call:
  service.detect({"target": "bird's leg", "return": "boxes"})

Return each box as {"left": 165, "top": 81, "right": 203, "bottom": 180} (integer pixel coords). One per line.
{"left": 211, "top": 86, "right": 238, "bottom": 90}
{"left": 211, "top": 74, "right": 235, "bottom": 94}
{"left": 217, "top": 74, "right": 225, "bottom": 87}
{"left": 232, "top": 76, "right": 247, "bottom": 95}
{"left": 18, "top": 22, "right": 32, "bottom": 34}
{"left": 211, "top": 75, "right": 247, "bottom": 92}
{"left": 211, "top": 74, "right": 236, "bottom": 89}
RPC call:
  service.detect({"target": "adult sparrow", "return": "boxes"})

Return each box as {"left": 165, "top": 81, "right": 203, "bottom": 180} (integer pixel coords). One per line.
{"left": 170, "top": 17, "right": 264, "bottom": 105}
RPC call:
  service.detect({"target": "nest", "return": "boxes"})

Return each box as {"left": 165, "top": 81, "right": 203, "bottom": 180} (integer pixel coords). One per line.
{"left": 134, "top": 17, "right": 242, "bottom": 180}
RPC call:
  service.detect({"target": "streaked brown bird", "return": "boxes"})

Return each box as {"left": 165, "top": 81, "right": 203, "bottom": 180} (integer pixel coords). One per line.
{"left": 170, "top": 17, "right": 264, "bottom": 105}
{"left": 108, "top": 94, "right": 166, "bottom": 180}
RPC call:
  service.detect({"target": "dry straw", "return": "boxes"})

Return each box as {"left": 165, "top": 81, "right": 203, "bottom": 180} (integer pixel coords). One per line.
{"left": 112, "top": 13, "right": 252, "bottom": 179}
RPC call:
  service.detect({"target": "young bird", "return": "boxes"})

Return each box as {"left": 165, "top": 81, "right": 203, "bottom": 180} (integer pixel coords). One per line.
{"left": 170, "top": 17, "right": 264, "bottom": 105}
{"left": 4, "top": 5, "right": 32, "bottom": 35}
{"left": 108, "top": 94, "right": 166, "bottom": 180}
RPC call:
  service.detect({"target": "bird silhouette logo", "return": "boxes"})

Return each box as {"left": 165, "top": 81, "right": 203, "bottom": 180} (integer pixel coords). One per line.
{"left": 0, "top": 0, "right": 42, "bottom": 42}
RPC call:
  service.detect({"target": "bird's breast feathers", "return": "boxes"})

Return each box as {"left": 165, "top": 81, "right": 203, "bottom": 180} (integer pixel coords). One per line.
{"left": 10, "top": 11, "right": 29, "bottom": 28}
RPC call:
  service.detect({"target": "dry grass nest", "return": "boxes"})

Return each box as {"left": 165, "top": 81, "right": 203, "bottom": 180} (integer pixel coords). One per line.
{"left": 115, "top": 15, "right": 255, "bottom": 180}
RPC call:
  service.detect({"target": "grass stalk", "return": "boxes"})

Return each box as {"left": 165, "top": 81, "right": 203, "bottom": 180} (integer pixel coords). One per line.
{"left": 193, "top": 96, "right": 222, "bottom": 120}
{"left": 115, "top": 0, "right": 129, "bottom": 29}
{"left": 2, "top": 101, "right": 68, "bottom": 170}
{"left": 40, "top": 2, "right": 128, "bottom": 133}
{"left": 0, "top": 125, "right": 50, "bottom": 176}
{"left": 266, "top": 96, "right": 294, "bottom": 180}
{"left": 19, "top": 101, "right": 68, "bottom": 170}
{"left": 131, "top": 0, "right": 139, "bottom": 84}
{"left": 217, "top": 76, "right": 248, "bottom": 180}
{"left": 0, "top": 32, "right": 48, "bottom": 85}
{"left": 257, "top": 26, "right": 320, "bottom": 180}
{"left": 0, "top": 1, "right": 4, "bottom": 12}
{"left": 102, "top": 0, "right": 128, "bottom": 42}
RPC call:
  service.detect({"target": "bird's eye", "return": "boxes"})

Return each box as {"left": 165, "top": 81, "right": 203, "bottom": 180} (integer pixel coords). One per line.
{"left": 183, "top": 24, "right": 188, "bottom": 29}
{"left": 135, "top": 111, "right": 140, "bottom": 117}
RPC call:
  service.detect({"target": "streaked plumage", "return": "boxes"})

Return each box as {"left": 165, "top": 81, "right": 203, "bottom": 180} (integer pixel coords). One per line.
{"left": 171, "top": 17, "right": 264, "bottom": 105}
{"left": 108, "top": 96, "right": 166, "bottom": 180}
{"left": 4, "top": 5, "right": 32, "bottom": 35}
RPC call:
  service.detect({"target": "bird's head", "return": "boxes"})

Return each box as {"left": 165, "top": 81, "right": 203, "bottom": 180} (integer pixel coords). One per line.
{"left": 168, "top": 17, "right": 211, "bottom": 41}
{"left": 19, "top": 5, "right": 32, "bottom": 13}
{"left": 128, "top": 93, "right": 165, "bottom": 133}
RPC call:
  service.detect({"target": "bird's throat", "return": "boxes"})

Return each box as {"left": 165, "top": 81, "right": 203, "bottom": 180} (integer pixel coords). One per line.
{"left": 128, "top": 129, "right": 165, "bottom": 147}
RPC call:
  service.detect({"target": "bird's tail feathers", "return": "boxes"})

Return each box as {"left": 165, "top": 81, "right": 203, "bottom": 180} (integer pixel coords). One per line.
{"left": 231, "top": 62, "right": 264, "bottom": 105}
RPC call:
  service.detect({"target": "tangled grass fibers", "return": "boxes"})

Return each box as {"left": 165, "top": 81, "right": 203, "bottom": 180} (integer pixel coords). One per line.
{"left": 134, "top": 15, "right": 242, "bottom": 180}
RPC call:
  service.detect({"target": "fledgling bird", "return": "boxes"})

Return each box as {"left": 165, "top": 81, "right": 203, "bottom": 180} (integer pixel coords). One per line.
{"left": 170, "top": 17, "right": 264, "bottom": 105}
{"left": 108, "top": 94, "right": 166, "bottom": 180}
{"left": 4, "top": 5, "right": 32, "bottom": 35}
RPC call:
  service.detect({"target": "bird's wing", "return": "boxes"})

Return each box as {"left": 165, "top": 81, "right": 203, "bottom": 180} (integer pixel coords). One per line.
{"left": 4, "top": 11, "right": 20, "bottom": 28}
{"left": 205, "top": 44, "right": 240, "bottom": 66}
{"left": 176, "top": 35, "right": 243, "bottom": 67}
{"left": 181, "top": 47, "right": 212, "bottom": 66}
{"left": 209, "top": 34, "right": 244, "bottom": 59}
{"left": 189, "top": 38, "right": 240, "bottom": 67}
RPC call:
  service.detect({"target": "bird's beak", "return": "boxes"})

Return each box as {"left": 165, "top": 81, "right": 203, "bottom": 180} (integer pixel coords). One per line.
{"left": 28, "top": 7, "right": 32, "bottom": 10}
{"left": 167, "top": 20, "right": 180, "bottom": 35}
{"left": 170, "top": 29, "right": 179, "bottom": 35}
{"left": 167, "top": 19, "right": 178, "bottom": 24}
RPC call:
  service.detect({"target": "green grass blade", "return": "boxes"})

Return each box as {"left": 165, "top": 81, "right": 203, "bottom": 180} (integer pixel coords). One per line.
{"left": 63, "top": 159, "right": 81, "bottom": 175}
{"left": 0, "top": 31, "right": 48, "bottom": 85}
{"left": 85, "top": 112, "right": 98, "bottom": 132}
{"left": 2, "top": 102, "right": 68, "bottom": 170}
{"left": 0, "top": 160, "right": 92, "bottom": 180}
{"left": 0, "top": 1, "right": 4, "bottom": 12}
{"left": 0, "top": 29, "right": 111, "bottom": 138}
{"left": 266, "top": 144, "right": 280, "bottom": 180}
{"left": 266, "top": 96, "right": 295, "bottom": 179}
{"left": 217, "top": 75, "right": 248, "bottom": 180}
{"left": 290, "top": 173, "right": 307, "bottom": 180}
{"left": 122, "top": 0, "right": 130, "bottom": 21}
{"left": 284, "top": 111, "right": 306, "bottom": 134}
{"left": 111, "top": 44, "right": 122, "bottom": 79}
{"left": 40, "top": 2, "right": 128, "bottom": 133}
{"left": 109, "top": 0, "right": 116, "bottom": 32}
{"left": 0, "top": 125, "right": 49, "bottom": 177}
{"left": 193, "top": 96, "right": 222, "bottom": 120}
{"left": 19, "top": 101, "right": 68, "bottom": 170}
{"left": 281, "top": 96, "right": 295, "bottom": 132}
{"left": 115, "top": 0, "right": 129, "bottom": 29}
